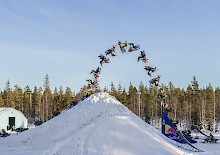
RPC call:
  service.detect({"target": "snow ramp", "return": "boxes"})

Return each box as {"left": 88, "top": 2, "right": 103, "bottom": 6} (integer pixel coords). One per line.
{"left": 1, "top": 92, "right": 187, "bottom": 155}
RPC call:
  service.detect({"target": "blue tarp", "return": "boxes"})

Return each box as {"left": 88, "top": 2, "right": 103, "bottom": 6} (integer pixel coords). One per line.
{"left": 162, "top": 112, "right": 197, "bottom": 144}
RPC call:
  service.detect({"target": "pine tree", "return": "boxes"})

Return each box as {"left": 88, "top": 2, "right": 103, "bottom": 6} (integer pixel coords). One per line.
{"left": 186, "top": 84, "right": 193, "bottom": 129}
{"left": 58, "top": 86, "right": 65, "bottom": 110}
{"left": 167, "top": 82, "right": 175, "bottom": 119}
{"left": 3, "top": 80, "right": 15, "bottom": 108}
{"left": 13, "top": 85, "right": 23, "bottom": 111}
{"left": 143, "top": 85, "right": 151, "bottom": 123}
{"left": 118, "top": 87, "right": 127, "bottom": 106}
{"left": 215, "top": 87, "right": 220, "bottom": 121}
{"left": 53, "top": 87, "right": 60, "bottom": 113}
{"left": 0, "top": 91, "right": 4, "bottom": 107}
{"left": 32, "top": 87, "right": 42, "bottom": 121}
{"left": 110, "top": 82, "right": 117, "bottom": 97}
{"left": 113, "top": 83, "right": 124, "bottom": 103}
{"left": 127, "top": 83, "right": 137, "bottom": 114}
{"left": 148, "top": 85, "right": 158, "bottom": 126}
{"left": 205, "top": 83, "right": 215, "bottom": 131}
{"left": 42, "top": 74, "right": 53, "bottom": 121}
{"left": 176, "top": 88, "right": 186, "bottom": 121}
{"left": 191, "top": 76, "right": 200, "bottom": 125}
{"left": 23, "top": 85, "right": 32, "bottom": 119}
{"left": 139, "top": 82, "right": 147, "bottom": 119}
{"left": 103, "top": 85, "right": 108, "bottom": 92}
{"left": 64, "top": 87, "right": 73, "bottom": 109}
{"left": 38, "top": 87, "right": 43, "bottom": 121}
{"left": 43, "top": 87, "right": 52, "bottom": 121}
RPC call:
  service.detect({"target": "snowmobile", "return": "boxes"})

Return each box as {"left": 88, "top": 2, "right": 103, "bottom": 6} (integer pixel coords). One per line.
{"left": 100, "top": 58, "right": 111, "bottom": 66}
{"left": 0, "top": 129, "right": 10, "bottom": 138}
{"left": 118, "top": 41, "right": 128, "bottom": 53}
{"left": 86, "top": 79, "right": 99, "bottom": 90}
{"left": 15, "top": 127, "right": 28, "bottom": 133}
{"left": 203, "top": 133, "right": 218, "bottom": 143}
{"left": 138, "top": 56, "right": 148, "bottom": 63}
{"left": 137, "top": 51, "right": 148, "bottom": 63}
{"left": 98, "top": 54, "right": 111, "bottom": 66}
{"left": 149, "top": 75, "right": 161, "bottom": 86}
{"left": 158, "top": 87, "right": 166, "bottom": 100}
{"left": 86, "top": 79, "right": 97, "bottom": 85}
{"left": 105, "top": 46, "right": 117, "bottom": 56}
{"left": 90, "top": 67, "right": 101, "bottom": 75}
{"left": 203, "top": 137, "right": 218, "bottom": 143}
{"left": 144, "top": 66, "right": 157, "bottom": 77}
{"left": 128, "top": 43, "right": 140, "bottom": 52}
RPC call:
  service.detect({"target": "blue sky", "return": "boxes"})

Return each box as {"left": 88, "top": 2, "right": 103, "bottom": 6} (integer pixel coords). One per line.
{"left": 0, "top": 0, "right": 220, "bottom": 92}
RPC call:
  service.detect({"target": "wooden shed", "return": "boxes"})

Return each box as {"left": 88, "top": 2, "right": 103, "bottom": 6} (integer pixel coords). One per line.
{"left": 0, "top": 108, "right": 28, "bottom": 131}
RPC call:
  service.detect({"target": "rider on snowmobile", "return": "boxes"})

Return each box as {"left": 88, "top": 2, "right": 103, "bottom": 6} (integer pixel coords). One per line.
{"left": 128, "top": 43, "right": 140, "bottom": 52}
{"left": 118, "top": 41, "right": 128, "bottom": 53}
{"left": 98, "top": 54, "right": 111, "bottom": 66}
{"left": 105, "top": 45, "right": 117, "bottom": 56}
{"left": 137, "top": 51, "right": 148, "bottom": 63}
{"left": 90, "top": 67, "right": 101, "bottom": 75}
{"left": 86, "top": 79, "right": 98, "bottom": 89}
{"left": 149, "top": 75, "right": 161, "bottom": 86}
{"left": 158, "top": 87, "right": 166, "bottom": 100}
{"left": 144, "top": 66, "right": 157, "bottom": 77}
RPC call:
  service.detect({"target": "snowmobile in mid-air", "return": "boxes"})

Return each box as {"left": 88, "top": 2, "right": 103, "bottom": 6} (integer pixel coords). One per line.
{"left": 144, "top": 66, "right": 157, "bottom": 77}
{"left": 137, "top": 51, "right": 148, "bottom": 63}
{"left": 149, "top": 75, "right": 161, "bottom": 86}
{"left": 98, "top": 54, "right": 111, "bottom": 66}
{"left": 105, "top": 45, "right": 117, "bottom": 56}
{"left": 158, "top": 87, "right": 166, "bottom": 101}
{"left": 86, "top": 79, "right": 98, "bottom": 90}
{"left": 86, "top": 79, "right": 97, "bottom": 85}
{"left": 90, "top": 67, "right": 101, "bottom": 80}
{"left": 100, "top": 58, "right": 111, "bottom": 66}
{"left": 118, "top": 41, "right": 128, "bottom": 53}
{"left": 128, "top": 43, "right": 140, "bottom": 52}
{"left": 90, "top": 67, "right": 101, "bottom": 75}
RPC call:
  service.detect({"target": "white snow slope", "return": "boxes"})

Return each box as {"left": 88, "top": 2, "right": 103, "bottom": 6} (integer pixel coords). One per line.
{"left": 0, "top": 92, "right": 217, "bottom": 155}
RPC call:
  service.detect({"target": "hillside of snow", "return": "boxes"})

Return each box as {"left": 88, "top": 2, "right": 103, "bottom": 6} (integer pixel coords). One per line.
{"left": 1, "top": 92, "right": 218, "bottom": 155}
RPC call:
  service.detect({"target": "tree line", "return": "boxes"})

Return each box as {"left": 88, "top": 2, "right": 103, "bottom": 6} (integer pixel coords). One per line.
{"left": 106, "top": 76, "right": 220, "bottom": 131}
{"left": 0, "top": 75, "right": 219, "bottom": 130}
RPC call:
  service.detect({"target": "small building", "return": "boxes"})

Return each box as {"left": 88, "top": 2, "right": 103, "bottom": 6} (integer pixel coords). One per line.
{"left": 0, "top": 108, "right": 28, "bottom": 131}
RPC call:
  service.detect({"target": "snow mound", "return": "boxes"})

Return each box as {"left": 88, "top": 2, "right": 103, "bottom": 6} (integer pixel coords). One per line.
{"left": 0, "top": 92, "right": 185, "bottom": 155}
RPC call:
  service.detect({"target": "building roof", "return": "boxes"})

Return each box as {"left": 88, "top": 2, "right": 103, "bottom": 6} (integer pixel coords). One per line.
{"left": 0, "top": 108, "right": 11, "bottom": 114}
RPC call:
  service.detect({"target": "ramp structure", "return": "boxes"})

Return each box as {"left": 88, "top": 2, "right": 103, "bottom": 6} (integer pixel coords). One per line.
{"left": 162, "top": 112, "right": 203, "bottom": 152}
{"left": 191, "top": 125, "right": 209, "bottom": 137}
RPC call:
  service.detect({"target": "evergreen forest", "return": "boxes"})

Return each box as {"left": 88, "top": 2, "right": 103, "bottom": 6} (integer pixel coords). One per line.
{"left": 1, "top": 75, "right": 219, "bottom": 131}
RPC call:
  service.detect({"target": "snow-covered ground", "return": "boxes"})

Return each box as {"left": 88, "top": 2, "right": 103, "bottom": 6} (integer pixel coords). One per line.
{"left": 0, "top": 92, "right": 219, "bottom": 155}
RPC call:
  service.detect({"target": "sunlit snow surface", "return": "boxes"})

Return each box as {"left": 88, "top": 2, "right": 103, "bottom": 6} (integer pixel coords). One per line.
{"left": 0, "top": 92, "right": 219, "bottom": 155}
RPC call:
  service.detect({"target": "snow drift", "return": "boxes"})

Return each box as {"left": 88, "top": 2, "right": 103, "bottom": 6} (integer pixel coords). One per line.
{"left": 0, "top": 92, "right": 186, "bottom": 155}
